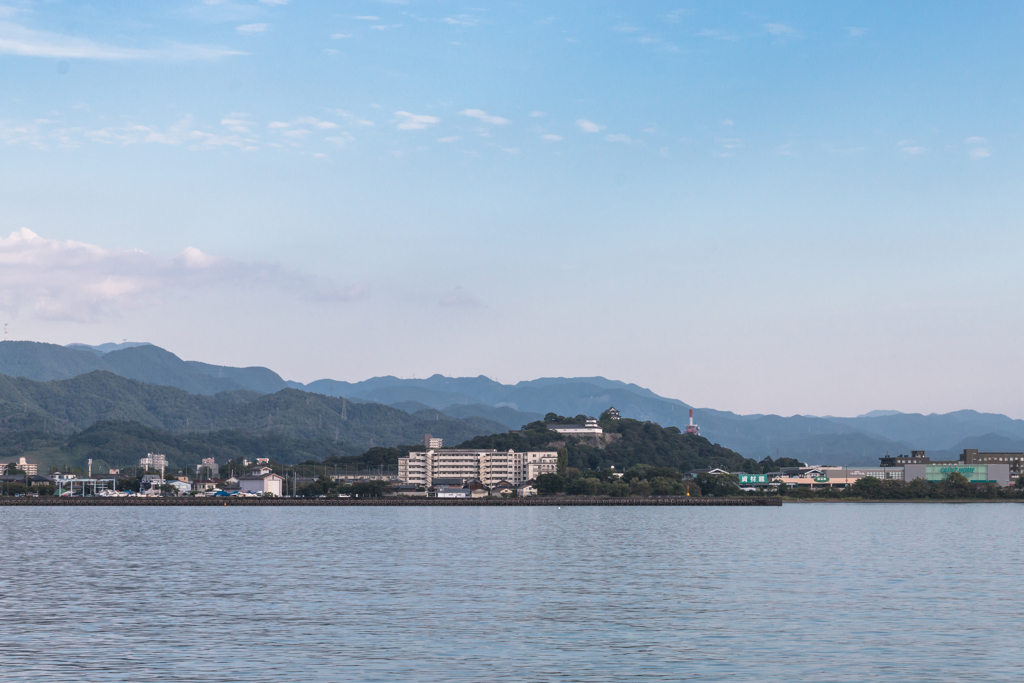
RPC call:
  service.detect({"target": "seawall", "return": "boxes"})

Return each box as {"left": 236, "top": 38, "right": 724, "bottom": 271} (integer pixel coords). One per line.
{"left": 0, "top": 496, "right": 781, "bottom": 507}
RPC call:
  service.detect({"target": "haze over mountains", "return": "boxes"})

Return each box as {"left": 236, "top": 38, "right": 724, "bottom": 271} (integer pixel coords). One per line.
{"left": 2, "top": 340, "right": 1023, "bottom": 466}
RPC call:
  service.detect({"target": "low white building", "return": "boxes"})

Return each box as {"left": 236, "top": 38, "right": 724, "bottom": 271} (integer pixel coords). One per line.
{"left": 436, "top": 488, "right": 470, "bottom": 498}
{"left": 546, "top": 418, "right": 603, "bottom": 439}
{"left": 239, "top": 468, "right": 285, "bottom": 496}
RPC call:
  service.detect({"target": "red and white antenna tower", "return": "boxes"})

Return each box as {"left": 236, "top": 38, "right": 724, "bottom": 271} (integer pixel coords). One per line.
{"left": 685, "top": 409, "right": 700, "bottom": 435}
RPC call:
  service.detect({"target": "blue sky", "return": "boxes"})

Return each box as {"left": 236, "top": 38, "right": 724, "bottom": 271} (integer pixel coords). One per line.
{"left": 1, "top": 1, "right": 1022, "bottom": 417}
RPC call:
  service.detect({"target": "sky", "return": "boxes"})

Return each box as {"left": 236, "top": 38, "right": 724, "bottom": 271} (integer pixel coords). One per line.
{"left": 1, "top": 1, "right": 1022, "bottom": 418}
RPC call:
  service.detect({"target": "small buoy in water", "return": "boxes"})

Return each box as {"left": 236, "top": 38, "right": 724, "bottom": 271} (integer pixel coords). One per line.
{"left": 224, "top": 503, "right": 227, "bottom": 507}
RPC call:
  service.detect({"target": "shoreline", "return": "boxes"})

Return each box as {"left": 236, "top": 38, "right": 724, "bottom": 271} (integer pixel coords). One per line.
{"left": 0, "top": 496, "right": 781, "bottom": 507}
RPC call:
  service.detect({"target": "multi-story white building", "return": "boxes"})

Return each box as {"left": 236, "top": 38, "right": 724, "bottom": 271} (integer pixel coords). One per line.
{"left": 398, "top": 449, "right": 558, "bottom": 487}
{"left": 140, "top": 453, "right": 167, "bottom": 470}
{"left": 2, "top": 457, "right": 38, "bottom": 476}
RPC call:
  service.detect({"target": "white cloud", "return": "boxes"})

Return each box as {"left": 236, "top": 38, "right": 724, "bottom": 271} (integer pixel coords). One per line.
{"left": 969, "top": 147, "right": 990, "bottom": 158}
{"left": 847, "top": 27, "right": 867, "bottom": 37}
{"left": 721, "top": 119, "right": 734, "bottom": 126}
{"left": 443, "top": 15, "right": 480, "bottom": 27}
{"left": 576, "top": 119, "right": 606, "bottom": 133}
{"left": 283, "top": 129, "right": 311, "bottom": 138}
{"left": 765, "top": 23, "right": 797, "bottom": 36}
{"left": 220, "top": 114, "right": 254, "bottom": 133}
{"left": 898, "top": 140, "right": 926, "bottom": 155}
{"left": 237, "top": 23, "right": 268, "bottom": 34}
{"left": 614, "top": 25, "right": 639, "bottom": 33}
{"left": 395, "top": 111, "right": 440, "bottom": 130}
{"left": 259, "top": 0, "right": 289, "bottom": 4}
{"left": 697, "top": 28, "right": 737, "bottom": 41}
{"left": 460, "top": 109, "right": 510, "bottom": 125}
{"left": 965, "top": 136, "right": 986, "bottom": 144}
{"left": 85, "top": 116, "right": 259, "bottom": 150}
{"left": 606, "top": 133, "right": 632, "bottom": 143}
{"left": 438, "top": 136, "right": 460, "bottom": 143}
{"left": 295, "top": 117, "right": 338, "bottom": 129}
{"left": 326, "top": 133, "right": 355, "bottom": 146}
{"left": 0, "top": 21, "right": 245, "bottom": 60}
{"left": 331, "top": 33, "right": 353, "bottom": 39}
{"left": 530, "top": 111, "right": 546, "bottom": 118}
{"left": 370, "top": 24, "right": 400, "bottom": 30}
{"left": 541, "top": 134, "right": 562, "bottom": 141}
{"left": 0, "top": 228, "right": 365, "bottom": 322}
{"left": 354, "top": 16, "right": 380, "bottom": 20}
{"left": 268, "top": 121, "right": 290, "bottom": 128}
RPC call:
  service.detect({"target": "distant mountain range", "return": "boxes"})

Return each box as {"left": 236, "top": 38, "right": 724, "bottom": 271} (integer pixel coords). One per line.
{"left": 3, "top": 339, "right": 1024, "bottom": 466}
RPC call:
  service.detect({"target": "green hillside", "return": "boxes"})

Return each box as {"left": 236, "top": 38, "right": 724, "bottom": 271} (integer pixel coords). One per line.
{"left": 458, "top": 414, "right": 761, "bottom": 474}
{"left": 0, "top": 372, "right": 510, "bottom": 471}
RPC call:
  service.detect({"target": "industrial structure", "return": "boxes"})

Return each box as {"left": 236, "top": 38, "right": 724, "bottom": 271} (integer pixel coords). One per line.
{"left": 684, "top": 409, "right": 700, "bottom": 436}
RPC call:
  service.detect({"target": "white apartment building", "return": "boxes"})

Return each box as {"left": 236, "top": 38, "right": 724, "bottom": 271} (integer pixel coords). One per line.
{"left": 2, "top": 457, "right": 38, "bottom": 476}
{"left": 140, "top": 452, "right": 168, "bottom": 470}
{"left": 398, "top": 449, "right": 558, "bottom": 487}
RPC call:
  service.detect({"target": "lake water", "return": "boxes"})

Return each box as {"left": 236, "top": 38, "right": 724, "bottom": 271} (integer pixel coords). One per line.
{"left": 1, "top": 503, "right": 1021, "bottom": 682}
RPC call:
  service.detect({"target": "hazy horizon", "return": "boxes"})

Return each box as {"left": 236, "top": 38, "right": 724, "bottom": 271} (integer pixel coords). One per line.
{"left": 2, "top": 2, "right": 1022, "bottom": 419}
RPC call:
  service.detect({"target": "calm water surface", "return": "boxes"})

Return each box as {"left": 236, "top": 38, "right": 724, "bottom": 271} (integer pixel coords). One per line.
{"left": 1, "top": 504, "right": 1021, "bottom": 682}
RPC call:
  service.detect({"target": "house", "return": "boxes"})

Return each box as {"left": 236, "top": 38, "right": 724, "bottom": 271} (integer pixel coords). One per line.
{"left": 468, "top": 481, "right": 490, "bottom": 498}
{"left": 490, "top": 480, "right": 515, "bottom": 496}
{"left": 391, "top": 484, "right": 427, "bottom": 497}
{"left": 166, "top": 480, "right": 192, "bottom": 496}
{"left": 684, "top": 468, "right": 730, "bottom": 479}
{"left": 604, "top": 407, "right": 621, "bottom": 420}
{"left": 435, "top": 487, "right": 470, "bottom": 498}
{"left": 517, "top": 482, "right": 537, "bottom": 497}
{"left": 239, "top": 470, "right": 285, "bottom": 496}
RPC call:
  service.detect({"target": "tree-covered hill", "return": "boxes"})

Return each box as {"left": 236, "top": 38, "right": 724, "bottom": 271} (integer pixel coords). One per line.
{"left": 458, "top": 414, "right": 761, "bottom": 474}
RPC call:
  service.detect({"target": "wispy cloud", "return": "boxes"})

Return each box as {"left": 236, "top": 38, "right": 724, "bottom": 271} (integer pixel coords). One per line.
{"left": 966, "top": 138, "right": 990, "bottom": 158}
{"left": 541, "top": 134, "right": 562, "bottom": 141}
{"left": 898, "top": 140, "right": 926, "bottom": 155}
{"left": 354, "top": 16, "right": 380, "bottom": 20}
{"left": 614, "top": 24, "right": 639, "bottom": 33}
{"left": 395, "top": 111, "right": 440, "bottom": 130}
{"left": 696, "top": 28, "right": 738, "bottom": 41}
{"left": 438, "top": 135, "right": 460, "bottom": 143}
{"left": 460, "top": 109, "right": 510, "bottom": 125}
{"left": 606, "top": 133, "right": 632, "bottom": 143}
{"left": 576, "top": 119, "right": 606, "bottom": 133}
{"left": 765, "top": 23, "right": 798, "bottom": 37}
{"left": 331, "top": 32, "right": 353, "bottom": 39}
{"left": 847, "top": 27, "right": 868, "bottom": 37}
{"left": 530, "top": 111, "right": 546, "bottom": 118}
{"left": 0, "top": 228, "right": 365, "bottom": 322}
{"left": 443, "top": 15, "right": 480, "bottom": 27}
{"left": 237, "top": 23, "right": 269, "bottom": 34}
{"left": 0, "top": 21, "right": 245, "bottom": 60}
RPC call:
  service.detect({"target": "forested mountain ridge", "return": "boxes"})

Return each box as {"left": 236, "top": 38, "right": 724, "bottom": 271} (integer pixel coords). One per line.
{"left": 0, "top": 372, "right": 507, "bottom": 470}
{"left": 3, "top": 340, "right": 1024, "bottom": 465}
